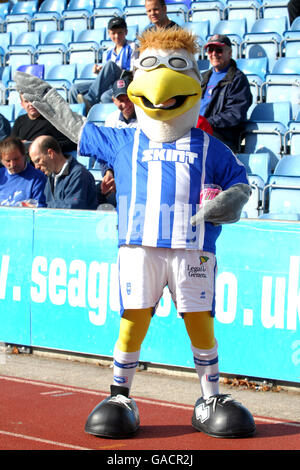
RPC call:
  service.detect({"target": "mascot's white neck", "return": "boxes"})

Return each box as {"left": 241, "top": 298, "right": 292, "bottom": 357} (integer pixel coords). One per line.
{"left": 135, "top": 100, "right": 201, "bottom": 143}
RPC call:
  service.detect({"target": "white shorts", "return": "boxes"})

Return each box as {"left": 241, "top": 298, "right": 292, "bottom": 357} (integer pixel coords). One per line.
{"left": 118, "top": 245, "right": 217, "bottom": 316}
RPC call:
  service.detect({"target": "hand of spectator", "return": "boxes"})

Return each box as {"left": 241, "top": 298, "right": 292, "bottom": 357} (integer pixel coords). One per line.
{"left": 101, "top": 170, "right": 116, "bottom": 195}
{"left": 93, "top": 64, "right": 103, "bottom": 74}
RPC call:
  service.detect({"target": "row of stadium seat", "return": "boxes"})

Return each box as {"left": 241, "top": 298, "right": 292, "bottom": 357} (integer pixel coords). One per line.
{"left": 0, "top": 0, "right": 294, "bottom": 32}
{"left": 0, "top": 16, "right": 299, "bottom": 78}
{"left": 2, "top": 52, "right": 300, "bottom": 119}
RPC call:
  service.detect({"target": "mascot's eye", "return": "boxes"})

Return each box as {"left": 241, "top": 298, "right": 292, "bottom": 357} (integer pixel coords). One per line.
{"left": 140, "top": 56, "right": 158, "bottom": 68}
{"left": 168, "top": 57, "right": 189, "bottom": 69}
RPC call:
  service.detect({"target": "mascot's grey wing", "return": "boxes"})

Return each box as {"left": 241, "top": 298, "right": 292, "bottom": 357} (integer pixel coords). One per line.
{"left": 190, "top": 183, "right": 252, "bottom": 226}
{"left": 14, "top": 71, "right": 86, "bottom": 144}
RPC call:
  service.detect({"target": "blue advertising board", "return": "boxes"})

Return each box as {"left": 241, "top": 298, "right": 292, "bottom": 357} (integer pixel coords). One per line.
{"left": 0, "top": 207, "right": 299, "bottom": 383}
{"left": 0, "top": 207, "right": 33, "bottom": 345}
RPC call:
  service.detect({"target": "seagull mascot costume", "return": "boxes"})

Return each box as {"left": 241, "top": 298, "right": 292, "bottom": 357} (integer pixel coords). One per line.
{"left": 15, "top": 27, "right": 255, "bottom": 439}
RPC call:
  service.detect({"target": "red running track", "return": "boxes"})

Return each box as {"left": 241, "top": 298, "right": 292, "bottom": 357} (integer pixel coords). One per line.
{"left": 0, "top": 375, "right": 300, "bottom": 451}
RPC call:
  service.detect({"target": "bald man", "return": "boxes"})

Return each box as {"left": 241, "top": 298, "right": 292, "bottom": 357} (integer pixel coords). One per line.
{"left": 29, "top": 135, "right": 98, "bottom": 210}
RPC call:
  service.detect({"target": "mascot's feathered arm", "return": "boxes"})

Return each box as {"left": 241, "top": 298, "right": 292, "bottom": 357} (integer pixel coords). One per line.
{"left": 190, "top": 183, "right": 251, "bottom": 226}
{"left": 14, "top": 71, "right": 85, "bottom": 144}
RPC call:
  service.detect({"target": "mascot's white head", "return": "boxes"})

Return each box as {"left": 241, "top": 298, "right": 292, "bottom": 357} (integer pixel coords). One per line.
{"left": 127, "top": 27, "right": 202, "bottom": 143}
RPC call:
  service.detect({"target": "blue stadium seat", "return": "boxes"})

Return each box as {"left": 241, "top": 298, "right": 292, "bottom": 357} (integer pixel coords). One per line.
{"left": 165, "top": 2, "right": 189, "bottom": 24}
{"left": 87, "top": 102, "right": 116, "bottom": 125}
{"left": 75, "top": 28, "right": 106, "bottom": 43}
{"left": 43, "top": 29, "right": 74, "bottom": 47}
{"left": 17, "top": 63, "right": 45, "bottom": 78}
{"left": 92, "top": 8, "right": 123, "bottom": 29}
{"left": 123, "top": 6, "right": 150, "bottom": 30}
{"left": 291, "top": 16, "right": 300, "bottom": 30}
{"left": 184, "top": 19, "right": 210, "bottom": 41}
{"left": 0, "top": 32, "right": 12, "bottom": 54}
{"left": 127, "top": 0, "right": 144, "bottom": 5}
{"left": 0, "top": 2, "right": 11, "bottom": 20}
{"left": 34, "top": 29, "right": 74, "bottom": 66}
{"left": 125, "top": 24, "right": 138, "bottom": 42}
{"left": 240, "top": 17, "right": 288, "bottom": 70}
{"left": 0, "top": 103, "right": 14, "bottom": 123}
{"left": 211, "top": 19, "right": 247, "bottom": 59}
{"left": 273, "top": 154, "right": 300, "bottom": 176}
{"left": 70, "top": 102, "right": 87, "bottom": 116}
{"left": 31, "top": 12, "right": 61, "bottom": 40}
{"left": 260, "top": 0, "right": 290, "bottom": 26}
{"left": 4, "top": 1, "right": 39, "bottom": 41}
{"left": 271, "top": 56, "right": 300, "bottom": 74}
{"left": 165, "top": 2, "right": 188, "bottom": 16}
{"left": 261, "top": 174, "right": 300, "bottom": 219}
{"left": 12, "top": 31, "right": 41, "bottom": 48}
{"left": 96, "top": 0, "right": 126, "bottom": 8}
{"left": 242, "top": 174, "right": 265, "bottom": 218}
{"left": 249, "top": 101, "right": 292, "bottom": 128}
{"left": 0, "top": 65, "right": 10, "bottom": 104}
{"left": 74, "top": 62, "right": 96, "bottom": 84}
{"left": 262, "top": 57, "right": 300, "bottom": 119}
{"left": 5, "top": 32, "right": 40, "bottom": 74}
{"left": 224, "top": 0, "right": 260, "bottom": 32}
{"left": 35, "top": 43, "right": 67, "bottom": 66}
{"left": 241, "top": 121, "right": 286, "bottom": 171}
{"left": 76, "top": 154, "right": 96, "bottom": 168}
{"left": 38, "top": 0, "right": 67, "bottom": 14}
{"left": 9, "top": 0, "right": 38, "bottom": 15}
{"left": 281, "top": 30, "right": 300, "bottom": 58}
{"left": 67, "top": 40, "right": 101, "bottom": 65}
{"left": 44, "top": 63, "right": 77, "bottom": 99}
{"left": 64, "top": 0, "right": 95, "bottom": 11}
{"left": 189, "top": 2, "right": 225, "bottom": 32}
{"left": 4, "top": 15, "right": 31, "bottom": 42}
{"left": 236, "top": 57, "right": 269, "bottom": 103}
{"left": 45, "top": 62, "right": 77, "bottom": 81}
{"left": 284, "top": 121, "right": 300, "bottom": 156}
{"left": 61, "top": 0, "right": 94, "bottom": 32}
{"left": 197, "top": 59, "right": 210, "bottom": 72}
{"left": 237, "top": 152, "right": 271, "bottom": 183}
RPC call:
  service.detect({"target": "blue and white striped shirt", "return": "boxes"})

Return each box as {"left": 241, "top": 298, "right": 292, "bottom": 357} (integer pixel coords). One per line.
{"left": 79, "top": 123, "right": 248, "bottom": 253}
{"left": 103, "top": 41, "right": 136, "bottom": 71}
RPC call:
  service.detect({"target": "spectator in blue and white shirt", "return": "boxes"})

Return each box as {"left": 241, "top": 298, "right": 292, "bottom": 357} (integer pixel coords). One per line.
{"left": 69, "top": 17, "right": 137, "bottom": 112}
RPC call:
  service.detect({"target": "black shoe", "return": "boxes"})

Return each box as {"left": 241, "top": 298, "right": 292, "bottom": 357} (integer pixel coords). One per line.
{"left": 77, "top": 93, "right": 92, "bottom": 113}
{"left": 192, "top": 394, "right": 256, "bottom": 438}
{"left": 85, "top": 385, "right": 140, "bottom": 438}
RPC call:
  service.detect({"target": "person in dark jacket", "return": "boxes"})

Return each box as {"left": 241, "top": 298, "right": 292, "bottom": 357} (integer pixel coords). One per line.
{"left": 29, "top": 135, "right": 98, "bottom": 210}
{"left": 288, "top": 0, "right": 300, "bottom": 25}
{"left": 0, "top": 113, "right": 11, "bottom": 142}
{"left": 199, "top": 34, "right": 252, "bottom": 153}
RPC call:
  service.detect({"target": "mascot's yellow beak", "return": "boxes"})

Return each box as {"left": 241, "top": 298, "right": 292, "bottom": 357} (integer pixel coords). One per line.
{"left": 127, "top": 67, "right": 202, "bottom": 122}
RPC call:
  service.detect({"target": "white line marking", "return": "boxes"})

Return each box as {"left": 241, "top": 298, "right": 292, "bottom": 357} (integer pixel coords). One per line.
{"left": 0, "top": 430, "right": 91, "bottom": 450}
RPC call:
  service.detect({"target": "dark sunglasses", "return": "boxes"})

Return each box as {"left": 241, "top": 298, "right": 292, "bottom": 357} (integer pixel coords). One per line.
{"left": 207, "top": 46, "right": 224, "bottom": 54}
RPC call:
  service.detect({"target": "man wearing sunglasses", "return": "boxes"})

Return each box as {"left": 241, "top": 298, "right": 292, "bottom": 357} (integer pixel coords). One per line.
{"left": 199, "top": 34, "right": 252, "bottom": 153}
